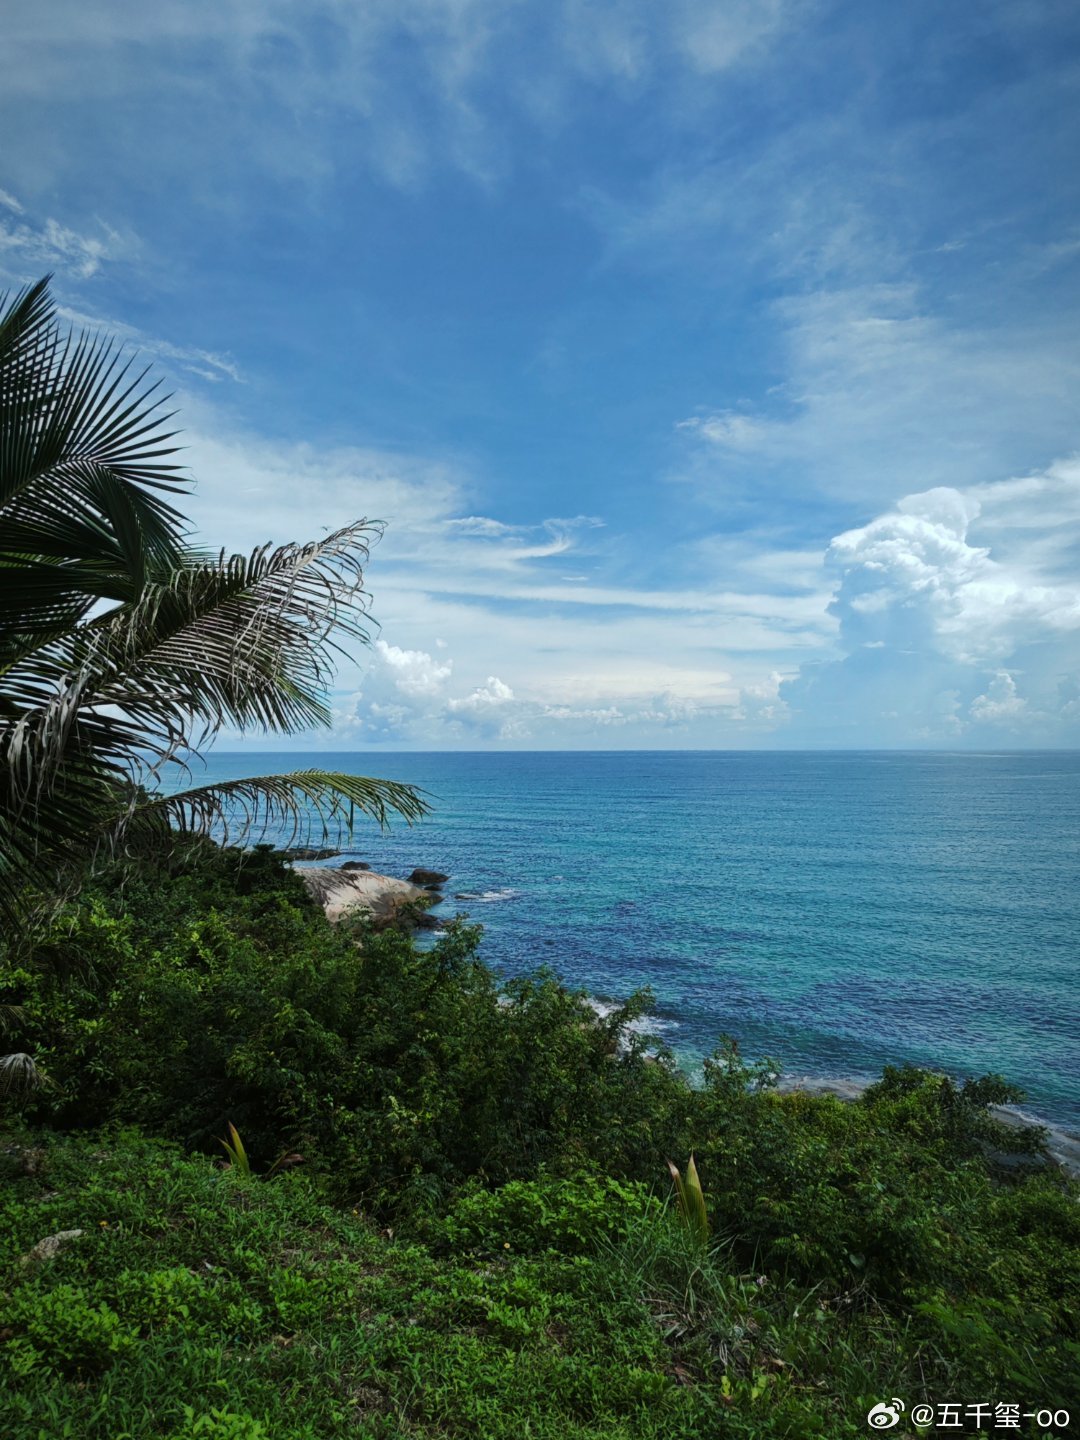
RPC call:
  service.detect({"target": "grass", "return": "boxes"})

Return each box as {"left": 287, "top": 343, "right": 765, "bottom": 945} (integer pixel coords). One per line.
{"left": 0, "top": 1127, "right": 960, "bottom": 1440}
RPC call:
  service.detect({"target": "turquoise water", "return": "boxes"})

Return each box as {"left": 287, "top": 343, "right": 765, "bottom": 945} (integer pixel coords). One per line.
{"left": 195, "top": 750, "right": 1080, "bottom": 1128}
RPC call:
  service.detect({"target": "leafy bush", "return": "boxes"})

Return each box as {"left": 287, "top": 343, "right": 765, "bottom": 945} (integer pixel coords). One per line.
{"left": 2, "top": 843, "right": 690, "bottom": 1212}
{"left": 2, "top": 843, "right": 1077, "bottom": 1431}
{"left": 431, "top": 1173, "right": 658, "bottom": 1255}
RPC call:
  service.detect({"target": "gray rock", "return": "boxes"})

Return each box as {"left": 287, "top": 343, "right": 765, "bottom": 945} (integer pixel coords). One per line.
{"left": 408, "top": 868, "right": 449, "bottom": 887}
{"left": 299, "top": 867, "right": 431, "bottom": 925}
{"left": 19, "top": 1229, "right": 84, "bottom": 1267}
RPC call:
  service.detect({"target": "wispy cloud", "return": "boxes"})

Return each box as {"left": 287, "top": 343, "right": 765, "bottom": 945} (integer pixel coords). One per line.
{"left": 0, "top": 203, "right": 135, "bottom": 281}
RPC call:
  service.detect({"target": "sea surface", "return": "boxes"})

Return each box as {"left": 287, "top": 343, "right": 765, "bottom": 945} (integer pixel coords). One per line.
{"left": 192, "top": 750, "right": 1080, "bottom": 1129}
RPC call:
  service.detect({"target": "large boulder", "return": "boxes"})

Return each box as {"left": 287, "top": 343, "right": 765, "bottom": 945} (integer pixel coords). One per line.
{"left": 298, "top": 867, "right": 430, "bottom": 925}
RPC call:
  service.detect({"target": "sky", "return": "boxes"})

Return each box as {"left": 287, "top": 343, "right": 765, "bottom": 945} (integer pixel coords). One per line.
{"left": 3, "top": 0, "right": 1080, "bottom": 750}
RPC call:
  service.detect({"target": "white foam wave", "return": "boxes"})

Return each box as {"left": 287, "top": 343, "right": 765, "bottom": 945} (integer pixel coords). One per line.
{"left": 453, "top": 887, "right": 522, "bottom": 904}
{"left": 589, "top": 996, "right": 679, "bottom": 1037}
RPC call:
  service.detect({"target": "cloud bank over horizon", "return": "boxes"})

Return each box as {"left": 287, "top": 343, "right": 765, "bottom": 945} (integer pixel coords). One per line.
{"left": 3, "top": 0, "right": 1079, "bottom": 748}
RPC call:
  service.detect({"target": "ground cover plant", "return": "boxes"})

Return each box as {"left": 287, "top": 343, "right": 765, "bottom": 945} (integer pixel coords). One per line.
{"left": 2, "top": 845, "right": 1077, "bottom": 1437}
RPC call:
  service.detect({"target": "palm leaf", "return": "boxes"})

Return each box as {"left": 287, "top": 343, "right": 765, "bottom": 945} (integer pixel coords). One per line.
{"left": 0, "top": 276, "right": 189, "bottom": 665}
{"left": 0, "top": 279, "right": 428, "bottom": 924}
{"left": 1, "top": 524, "right": 385, "bottom": 830}
{"left": 128, "top": 769, "right": 430, "bottom": 849}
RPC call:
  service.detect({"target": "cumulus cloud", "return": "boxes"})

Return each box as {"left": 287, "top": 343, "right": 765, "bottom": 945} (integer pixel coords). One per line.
{"left": 374, "top": 640, "right": 453, "bottom": 697}
{"left": 825, "top": 483, "right": 1080, "bottom": 665}
{"left": 780, "top": 461, "right": 1080, "bottom": 744}
{"left": 329, "top": 631, "right": 755, "bottom": 747}
{"left": 447, "top": 676, "right": 515, "bottom": 714}
{"left": 969, "top": 671, "right": 1028, "bottom": 727}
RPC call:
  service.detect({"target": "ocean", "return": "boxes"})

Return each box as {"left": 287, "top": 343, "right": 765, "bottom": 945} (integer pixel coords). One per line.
{"left": 192, "top": 750, "right": 1080, "bottom": 1130}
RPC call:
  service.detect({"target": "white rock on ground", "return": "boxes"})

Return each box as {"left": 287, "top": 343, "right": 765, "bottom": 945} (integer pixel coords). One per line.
{"left": 19, "top": 1229, "right": 84, "bottom": 1267}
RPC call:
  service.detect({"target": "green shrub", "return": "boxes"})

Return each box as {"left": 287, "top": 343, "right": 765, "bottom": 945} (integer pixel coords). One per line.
{"left": 1, "top": 844, "right": 692, "bottom": 1212}
{"left": 431, "top": 1173, "right": 658, "bottom": 1255}
{"left": 0, "top": 1283, "right": 136, "bottom": 1377}
{"left": 2, "top": 843, "right": 1077, "bottom": 1433}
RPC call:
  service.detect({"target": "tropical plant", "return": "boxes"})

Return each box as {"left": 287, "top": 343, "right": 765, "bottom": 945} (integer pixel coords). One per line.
{"left": 0, "top": 276, "right": 427, "bottom": 920}
{"left": 667, "top": 1154, "right": 710, "bottom": 1249}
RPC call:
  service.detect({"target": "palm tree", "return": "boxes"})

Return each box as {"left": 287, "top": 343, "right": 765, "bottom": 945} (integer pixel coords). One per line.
{"left": 0, "top": 276, "right": 427, "bottom": 923}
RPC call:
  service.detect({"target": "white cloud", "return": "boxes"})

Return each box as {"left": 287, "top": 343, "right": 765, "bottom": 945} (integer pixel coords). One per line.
{"left": 447, "top": 675, "right": 514, "bottom": 713}
{"left": 374, "top": 640, "right": 453, "bottom": 697}
{"left": 0, "top": 211, "right": 135, "bottom": 281}
{"left": 969, "top": 671, "right": 1028, "bottom": 727}
{"left": 444, "top": 515, "right": 519, "bottom": 537}
{"left": 677, "top": 411, "right": 769, "bottom": 450}
{"left": 826, "top": 482, "right": 1080, "bottom": 665}
{"left": 55, "top": 304, "right": 244, "bottom": 385}
{"left": 779, "top": 459, "right": 1080, "bottom": 744}
{"left": 672, "top": 285, "right": 1080, "bottom": 513}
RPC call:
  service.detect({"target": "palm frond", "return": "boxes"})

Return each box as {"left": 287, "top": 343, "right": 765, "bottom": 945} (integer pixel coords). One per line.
{"left": 0, "top": 279, "right": 429, "bottom": 925}
{"left": 86, "top": 523, "right": 381, "bottom": 744}
{"left": 1, "top": 524, "right": 385, "bottom": 833}
{"left": 0, "top": 1051, "right": 45, "bottom": 1099}
{"left": 129, "top": 769, "right": 430, "bottom": 849}
{"left": 0, "top": 277, "right": 189, "bottom": 657}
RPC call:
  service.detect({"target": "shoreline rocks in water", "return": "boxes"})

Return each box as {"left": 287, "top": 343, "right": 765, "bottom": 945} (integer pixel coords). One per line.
{"left": 298, "top": 866, "right": 439, "bottom": 926}
{"left": 408, "top": 867, "right": 448, "bottom": 888}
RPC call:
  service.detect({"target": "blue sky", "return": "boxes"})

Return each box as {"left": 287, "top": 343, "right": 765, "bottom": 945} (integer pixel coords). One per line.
{"left": 4, "top": 0, "right": 1080, "bottom": 748}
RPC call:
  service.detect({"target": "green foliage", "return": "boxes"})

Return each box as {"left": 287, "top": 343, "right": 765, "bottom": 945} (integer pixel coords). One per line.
{"left": 168, "top": 1409, "right": 273, "bottom": 1440}
{"left": 431, "top": 1173, "right": 658, "bottom": 1255}
{"left": 2, "top": 843, "right": 690, "bottom": 1212}
{"left": 0, "top": 1283, "right": 137, "bottom": 1377}
{"left": 2, "top": 846, "right": 1077, "bottom": 1436}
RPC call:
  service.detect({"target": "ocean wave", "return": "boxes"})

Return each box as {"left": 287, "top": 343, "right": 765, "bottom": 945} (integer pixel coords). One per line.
{"left": 588, "top": 997, "right": 679, "bottom": 1037}
{"left": 453, "top": 887, "right": 523, "bottom": 904}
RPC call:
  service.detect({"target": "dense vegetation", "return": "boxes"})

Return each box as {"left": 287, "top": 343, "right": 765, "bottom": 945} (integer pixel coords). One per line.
{"left": 2, "top": 844, "right": 1077, "bottom": 1437}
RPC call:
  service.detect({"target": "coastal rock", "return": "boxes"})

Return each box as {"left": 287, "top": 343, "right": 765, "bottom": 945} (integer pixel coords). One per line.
{"left": 282, "top": 846, "right": 341, "bottom": 862}
{"left": 408, "top": 868, "right": 449, "bottom": 888}
{"left": 299, "top": 867, "right": 430, "bottom": 925}
{"left": 413, "top": 910, "right": 446, "bottom": 930}
{"left": 340, "top": 860, "right": 371, "bottom": 871}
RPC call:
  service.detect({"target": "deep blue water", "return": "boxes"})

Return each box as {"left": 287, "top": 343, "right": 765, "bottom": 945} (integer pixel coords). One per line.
{"left": 194, "top": 750, "right": 1080, "bottom": 1129}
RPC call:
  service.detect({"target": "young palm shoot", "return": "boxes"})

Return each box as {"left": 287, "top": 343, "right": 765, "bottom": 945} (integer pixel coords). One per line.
{"left": 667, "top": 1154, "right": 710, "bottom": 1249}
